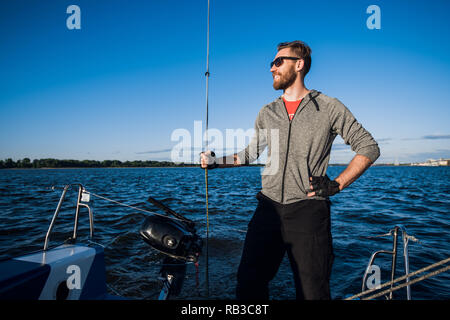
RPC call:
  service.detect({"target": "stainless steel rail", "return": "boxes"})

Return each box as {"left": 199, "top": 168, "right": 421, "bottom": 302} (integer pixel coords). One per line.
{"left": 43, "top": 184, "right": 93, "bottom": 251}
{"left": 361, "top": 226, "right": 399, "bottom": 299}
{"left": 360, "top": 225, "right": 422, "bottom": 300}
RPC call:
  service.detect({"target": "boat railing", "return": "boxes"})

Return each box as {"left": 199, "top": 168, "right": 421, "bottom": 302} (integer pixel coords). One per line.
{"left": 43, "top": 184, "right": 93, "bottom": 251}
{"left": 347, "top": 225, "right": 450, "bottom": 300}
{"left": 361, "top": 226, "right": 400, "bottom": 300}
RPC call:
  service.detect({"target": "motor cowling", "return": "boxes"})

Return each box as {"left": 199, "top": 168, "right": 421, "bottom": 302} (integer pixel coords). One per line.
{"left": 139, "top": 215, "right": 202, "bottom": 262}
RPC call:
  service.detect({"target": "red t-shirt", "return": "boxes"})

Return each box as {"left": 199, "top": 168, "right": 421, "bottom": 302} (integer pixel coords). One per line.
{"left": 283, "top": 97, "right": 302, "bottom": 121}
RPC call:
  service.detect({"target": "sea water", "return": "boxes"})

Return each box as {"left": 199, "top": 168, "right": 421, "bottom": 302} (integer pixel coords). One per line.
{"left": 0, "top": 166, "right": 448, "bottom": 299}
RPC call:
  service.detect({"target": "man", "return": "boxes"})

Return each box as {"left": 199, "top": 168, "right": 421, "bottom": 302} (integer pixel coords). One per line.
{"left": 200, "top": 41, "right": 380, "bottom": 300}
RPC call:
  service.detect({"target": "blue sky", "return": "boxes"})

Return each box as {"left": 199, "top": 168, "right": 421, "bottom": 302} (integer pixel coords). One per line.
{"left": 1, "top": 0, "right": 449, "bottom": 164}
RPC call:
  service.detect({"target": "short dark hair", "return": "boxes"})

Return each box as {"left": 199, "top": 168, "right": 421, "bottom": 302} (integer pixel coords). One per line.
{"left": 277, "top": 41, "right": 312, "bottom": 78}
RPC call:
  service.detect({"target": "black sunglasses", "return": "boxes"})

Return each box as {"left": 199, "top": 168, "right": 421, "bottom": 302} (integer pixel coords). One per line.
{"left": 270, "top": 56, "right": 301, "bottom": 68}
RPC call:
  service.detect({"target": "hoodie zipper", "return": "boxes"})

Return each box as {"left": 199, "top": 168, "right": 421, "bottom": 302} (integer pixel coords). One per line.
{"left": 280, "top": 97, "right": 303, "bottom": 203}
{"left": 280, "top": 120, "right": 292, "bottom": 203}
{"left": 280, "top": 93, "right": 317, "bottom": 203}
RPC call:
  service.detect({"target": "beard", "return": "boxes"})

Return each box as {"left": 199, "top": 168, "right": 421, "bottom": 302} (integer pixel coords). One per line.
{"left": 272, "top": 67, "right": 297, "bottom": 90}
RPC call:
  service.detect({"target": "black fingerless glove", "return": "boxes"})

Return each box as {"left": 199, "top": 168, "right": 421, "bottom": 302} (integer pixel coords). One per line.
{"left": 208, "top": 151, "right": 219, "bottom": 169}
{"left": 309, "top": 175, "right": 340, "bottom": 197}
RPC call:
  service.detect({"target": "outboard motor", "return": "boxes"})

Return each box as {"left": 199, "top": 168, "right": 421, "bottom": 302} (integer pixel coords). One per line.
{"left": 139, "top": 196, "right": 203, "bottom": 300}
{"left": 139, "top": 214, "right": 202, "bottom": 262}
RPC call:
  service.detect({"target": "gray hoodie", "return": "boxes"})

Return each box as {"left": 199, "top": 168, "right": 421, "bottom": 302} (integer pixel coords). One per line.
{"left": 237, "top": 89, "right": 380, "bottom": 204}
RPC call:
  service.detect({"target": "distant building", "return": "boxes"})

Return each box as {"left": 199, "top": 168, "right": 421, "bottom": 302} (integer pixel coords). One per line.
{"left": 411, "top": 158, "right": 450, "bottom": 166}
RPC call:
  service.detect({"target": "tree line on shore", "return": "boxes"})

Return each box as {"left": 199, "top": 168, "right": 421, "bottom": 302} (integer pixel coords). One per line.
{"left": 0, "top": 158, "right": 195, "bottom": 169}
{"left": 0, "top": 158, "right": 406, "bottom": 169}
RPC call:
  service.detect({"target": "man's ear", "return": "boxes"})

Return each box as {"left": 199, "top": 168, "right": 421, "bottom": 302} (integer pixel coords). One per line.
{"left": 296, "top": 59, "right": 304, "bottom": 73}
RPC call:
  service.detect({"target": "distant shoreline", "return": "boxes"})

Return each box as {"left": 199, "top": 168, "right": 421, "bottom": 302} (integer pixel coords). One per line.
{"left": 2, "top": 164, "right": 448, "bottom": 170}
{"left": 1, "top": 166, "right": 201, "bottom": 170}
{"left": 1, "top": 158, "right": 449, "bottom": 169}
{"left": 1, "top": 165, "right": 262, "bottom": 170}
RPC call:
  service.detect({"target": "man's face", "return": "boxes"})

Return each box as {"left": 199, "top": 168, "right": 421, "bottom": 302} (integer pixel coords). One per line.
{"left": 270, "top": 48, "right": 299, "bottom": 91}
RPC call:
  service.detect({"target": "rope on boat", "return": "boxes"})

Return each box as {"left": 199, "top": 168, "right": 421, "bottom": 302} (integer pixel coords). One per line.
{"left": 345, "top": 256, "right": 450, "bottom": 300}
{"left": 363, "top": 264, "right": 450, "bottom": 300}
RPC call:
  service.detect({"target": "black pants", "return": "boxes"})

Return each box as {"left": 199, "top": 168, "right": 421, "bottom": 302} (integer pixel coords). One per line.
{"left": 236, "top": 192, "right": 334, "bottom": 300}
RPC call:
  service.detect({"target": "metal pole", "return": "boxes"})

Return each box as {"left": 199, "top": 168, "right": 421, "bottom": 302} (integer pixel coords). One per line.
{"left": 204, "top": 0, "right": 211, "bottom": 297}
{"left": 389, "top": 227, "right": 399, "bottom": 300}
{"left": 72, "top": 185, "right": 83, "bottom": 241}
{"left": 44, "top": 185, "right": 69, "bottom": 250}
{"left": 361, "top": 250, "right": 392, "bottom": 292}
{"left": 402, "top": 231, "right": 412, "bottom": 300}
